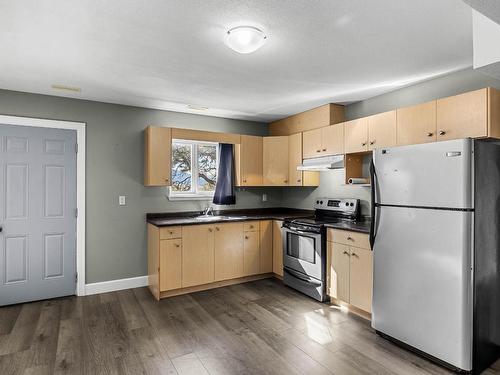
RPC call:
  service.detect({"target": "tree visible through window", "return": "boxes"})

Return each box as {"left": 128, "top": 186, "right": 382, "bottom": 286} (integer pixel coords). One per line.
{"left": 171, "top": 140, "right": 218, "bottom": 197}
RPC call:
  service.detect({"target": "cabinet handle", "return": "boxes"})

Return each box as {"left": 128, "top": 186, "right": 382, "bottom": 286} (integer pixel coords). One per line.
{"left": 208, "top": 228, "right": 213, "bottom": 232}
{"left": 427, "top": 132, "right": 433, "bottom": 137}
{"left": 351, "top": 252, "right": 357, "bottom": 257}
{"left": 347, "top": 236, "right": 353, "bottom": 241}
{"left": 439, "top": 130, "right": 446, "bottom": 136}
{"left": 245, "top": 236, "right": 249, "bottom": 240}
{"left": 169, "top": 231, "right": 173, "bottom": 235}
{"left": 175, "top": 243, "right": 180, "bottom": 248}
{"left": 322, "top": 148, "right": 327, "bottom": 151}
{"left": 361, "top": 142, "right": 367, "bottom": 146}
{"left": 297, "top": 179, "right": 301, "bottom": 183}
{"left": 284, "top": 179, "right": 288, "bottom": 183}
{"left": 369, "top": 140, "right": 375, "bottom": 145}
{"left": 165, "top": 178, "right": 169, "bottom": 182}
{"left": 316, "top": 149, "right": 321, "bottom": 153}
{"left": 215, "top": 227, "right": 220, "bottom": 231}
{"left": 343, "top": 251, "right": 350, "bottom": 256}
{"left": 243, "top": 178, "right": 247, "bottom": 183}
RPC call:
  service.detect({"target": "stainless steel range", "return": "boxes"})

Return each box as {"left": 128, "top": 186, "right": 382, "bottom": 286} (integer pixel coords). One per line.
{"left": 282, "top": 198, "right": 360, "bottom": 301}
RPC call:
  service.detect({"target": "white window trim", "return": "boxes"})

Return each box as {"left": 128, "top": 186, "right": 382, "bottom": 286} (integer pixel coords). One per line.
{"left": 168, "top": 139, "right": 219, "bottom": 201}
{"left": 0, "top": 114, "right": 86, "bottom": 296}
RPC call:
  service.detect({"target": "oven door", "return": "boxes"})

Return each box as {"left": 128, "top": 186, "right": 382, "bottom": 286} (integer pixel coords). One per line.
{"left": 282, "top": 227, "right": 323, "bottom": 280}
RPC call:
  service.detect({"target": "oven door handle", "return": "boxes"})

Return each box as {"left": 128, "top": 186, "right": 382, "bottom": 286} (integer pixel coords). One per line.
{"left": 284, "top": 226, "right": 319, "bottom": 236}
{"left": 284, "top": 268, "right": 322, "bottom": 286}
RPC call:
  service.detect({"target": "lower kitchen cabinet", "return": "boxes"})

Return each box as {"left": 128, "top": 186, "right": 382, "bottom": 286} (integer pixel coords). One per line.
{"left": 215, "top": 222, "right": 244, "bottom": 281}
{"left": 260, "top": 220, "right": 273, "bottom": 273}
{"left": 327, "top": 229, "right": 373, "bottom": 314}
{"left": 273, "top": 220, "right": 284, "bottom": 276}
{"left": 243, "top": 230, "right": 260, "bottom": 276}
{"left": 159, "top": 238, "right": 182, "bottom": 291}
{"left": 149, "top": 220, "right": 283, "bottom": 299}
{"left": 181, "top": 225, "right": 215, "bottom": 288}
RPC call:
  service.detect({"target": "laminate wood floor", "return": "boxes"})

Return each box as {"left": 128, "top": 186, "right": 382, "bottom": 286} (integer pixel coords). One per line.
{"left": 1, "top": 278, "right": 499, "bottom": 375}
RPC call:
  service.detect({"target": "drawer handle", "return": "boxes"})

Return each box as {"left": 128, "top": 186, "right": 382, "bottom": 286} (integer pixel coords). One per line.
{"left": 245, "top": 236, "right": 249, "bottom": 239}
{"left": 351, "top": 252, "right": 357, "bottom": 257}
{"left": 297, "top": 179, "right": 301, "bottom": 182}
{"left": 361, "top": 142, "right": 367, "bottom": 147}
{"left": 369, "top": 140, "right": 375, "bottom": 145}
{"left": 316, "top": 149, "right": 321, "bottom": 153}
{"left": 427, "top": 132, "right": 433, "bottom": 137}
{"left": 439, "top": 130, "right": 446, "bottom": 136}
{"left": 343, "top": 251, "right": 350, "bottom": 256}
{"left": 208, "top": 228, "right": 213, "bottom": 232}
{"left": 169, "top": 231, "right": 173, "bottom": 235}
{"left": 347, "top": 236, "right": 354, "bottom": 241}
{"left": 322, "top": 148, "right": 327, "bottom": 151}
{"left": 215, "top": 227, "right": 220, "bottom": 231}
{"left": 243, "top": 178, "right": 247, "bottom": 183}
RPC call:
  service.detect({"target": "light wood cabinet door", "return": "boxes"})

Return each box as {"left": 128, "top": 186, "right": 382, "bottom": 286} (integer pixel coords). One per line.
{"left": 237, "top": 135, "right": 263, "bottom": 186}
{"left": 368, "top": 110, "right": 396, "bottom": 150}
{"left": 259, "top": 220, "right": 273, "bottom": 273}
{"left": 328, "top": 242, "right": 350, "bottom": 302}
{"left": 397, "top": 101, "right": 437, "bottom": 146}
{"left": 263, "top": 136, "right": 289, "bottom": 186}
{"left": 182, "top": 225, "right": 215, "bottom": 288}
{"left": 344, "top": 118, "right": 368, "bottom": 154}
{"left": 160, "top": 239, "right": 182, "bottom": 291}
{"left": 437, "top": 88, "right": 488, "bottom": 141}
{"left": 144, "top": 126, "right": 171, "bottom": 186}
{"left": 302, "top": 128, "right": 322, "bottom": 159}
{"left": 322, "top": 123, "right": 344, "bottom": 155}
{"left": 349, "top": 247, "right": 373, "bottom": 313}
{"left": 214, "top": 222, "right": 244, "bottom": 281}
{"left": 243, "top": 231, "right": 260, "bottom": 276}
{"left": 272, "top": 220, "right": 284, "bottom": 276}
{"left": 288, "top": 133, "right": 303, "bottom": 186}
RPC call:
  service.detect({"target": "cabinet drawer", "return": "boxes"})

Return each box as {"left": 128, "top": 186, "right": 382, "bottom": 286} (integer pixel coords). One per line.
{"left": 327, "top": 229, "right": 370, "bottom": 249}
{"left": 159, "top": 226, "right": 182, "bottom": 240}
{"left": 243, "top": 222, "right": 259, "bottom": 232}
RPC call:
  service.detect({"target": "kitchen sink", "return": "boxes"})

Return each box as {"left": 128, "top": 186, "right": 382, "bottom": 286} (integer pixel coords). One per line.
{"left": 193, "top": 215, "right": 248, "bottom": 221}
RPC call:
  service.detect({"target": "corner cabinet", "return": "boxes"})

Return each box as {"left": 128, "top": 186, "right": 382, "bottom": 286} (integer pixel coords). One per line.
{"left": 144, "top": 126, "right": 172, "bottom": 186}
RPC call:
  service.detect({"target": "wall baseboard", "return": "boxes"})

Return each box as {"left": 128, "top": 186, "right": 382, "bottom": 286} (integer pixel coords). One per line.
{"left": 85, "top": 275, "right": 148, "bottom": 296}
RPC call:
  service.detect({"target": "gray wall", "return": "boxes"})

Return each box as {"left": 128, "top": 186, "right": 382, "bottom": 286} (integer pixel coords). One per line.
{"left": 280, "top": 68, "right": 500, "bottom": 215}
{"left": 0, "top": 89, "right": 273, "bottom": 284}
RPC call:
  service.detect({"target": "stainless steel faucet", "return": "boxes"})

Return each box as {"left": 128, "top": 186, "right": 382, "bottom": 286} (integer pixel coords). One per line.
{"left": 204, "top": 205, "right": 213, "bottom": 216}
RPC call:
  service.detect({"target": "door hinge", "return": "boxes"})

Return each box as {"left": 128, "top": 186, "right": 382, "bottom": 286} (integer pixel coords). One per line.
{"left": 74, "top": 208, "right": 78, "bottom": 218}
{"left": 75, "top": 143, "right": 78, "bottom": 153}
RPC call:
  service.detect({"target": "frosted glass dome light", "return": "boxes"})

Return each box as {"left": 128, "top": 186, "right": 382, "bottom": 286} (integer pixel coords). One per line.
{"left": 225, "top": 26, "right": 267, "bottom": 54}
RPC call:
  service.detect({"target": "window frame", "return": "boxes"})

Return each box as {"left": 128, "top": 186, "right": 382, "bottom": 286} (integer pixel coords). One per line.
{"left": 168, "top": 139, "right": 219, "bottom": 201}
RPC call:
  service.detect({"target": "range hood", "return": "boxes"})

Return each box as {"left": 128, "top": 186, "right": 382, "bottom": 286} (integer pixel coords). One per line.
{"left": 297, "top": 154, "right": 344, "bottom": 171}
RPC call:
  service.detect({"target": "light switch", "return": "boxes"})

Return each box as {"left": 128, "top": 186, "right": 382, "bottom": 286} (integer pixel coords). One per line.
{"left": 119, "top": 195, "right": 126, "bottom": 206}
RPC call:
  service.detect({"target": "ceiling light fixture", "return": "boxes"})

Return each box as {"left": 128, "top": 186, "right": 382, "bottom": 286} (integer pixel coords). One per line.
{"left": 225, "top": 26, "right": 267, "bottom": 54}
{"left": 187, "top": 104, "right": 209, "bottom": 111}
{"left": 51, "top": 84, "right": 81, "bottom": 93}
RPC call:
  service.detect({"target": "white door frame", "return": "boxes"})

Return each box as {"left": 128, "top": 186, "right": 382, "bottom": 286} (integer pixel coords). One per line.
{"left": 0, "top": 114, "right": 86, "bottom": 296}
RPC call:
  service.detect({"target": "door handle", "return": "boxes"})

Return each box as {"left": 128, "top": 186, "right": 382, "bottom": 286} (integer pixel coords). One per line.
{"left": 0, "top": 226, "right": 2, "bottom": 233}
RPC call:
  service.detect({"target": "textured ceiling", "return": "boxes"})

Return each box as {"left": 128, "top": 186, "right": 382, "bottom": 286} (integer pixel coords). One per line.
{"left": 0, "top": 0, "right": 473, "bottom": 122}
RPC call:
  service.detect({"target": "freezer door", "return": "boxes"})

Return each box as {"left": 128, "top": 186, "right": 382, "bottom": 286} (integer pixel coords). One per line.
{"left": 372, "top": 206, "right": 473, "bottom": 371}
{"left": 373, "top": 139, "right": 473, "bottom": 209}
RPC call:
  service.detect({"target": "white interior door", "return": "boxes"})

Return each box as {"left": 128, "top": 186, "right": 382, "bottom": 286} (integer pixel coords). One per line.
{"left": 373, "top": 139, "right": 473, "bottom": 209}
{"left": 0, "top": 124, "right": 77, "bottom": 306}
{"left": 372, "top": 205, "right": 473, "bottom": 371}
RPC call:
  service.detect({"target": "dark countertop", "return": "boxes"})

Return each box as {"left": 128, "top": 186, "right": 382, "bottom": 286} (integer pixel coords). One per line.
{"left": 147, "top": 207, "right": 371, "bottom": 234}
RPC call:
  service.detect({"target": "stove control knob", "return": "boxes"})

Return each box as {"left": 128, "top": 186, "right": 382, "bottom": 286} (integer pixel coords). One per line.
{"left": 316, "top": 200, "right": 320, "bottom": 204}
{"left": 350, "top": 203, "right": 354, "bottom": 206}
{"left": 320, "top": 201, "right": 323, "bottom": 205}
{"left": 345, "top": 202, "right": 349, "bottom": 206}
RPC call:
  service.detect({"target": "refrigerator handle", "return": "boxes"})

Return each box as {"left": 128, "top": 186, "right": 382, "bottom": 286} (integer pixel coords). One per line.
{"left": 370, "top": 158, "right": 377, "bottom": 250}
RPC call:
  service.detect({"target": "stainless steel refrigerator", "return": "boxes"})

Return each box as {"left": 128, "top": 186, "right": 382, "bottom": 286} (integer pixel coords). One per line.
{"left": 370, "top": 138, "right": 500, "bottom": 374}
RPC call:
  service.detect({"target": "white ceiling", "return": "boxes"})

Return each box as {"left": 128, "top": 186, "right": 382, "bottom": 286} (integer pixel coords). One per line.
{"left": 0, "top": 0, "right": 474, "bottom": 122}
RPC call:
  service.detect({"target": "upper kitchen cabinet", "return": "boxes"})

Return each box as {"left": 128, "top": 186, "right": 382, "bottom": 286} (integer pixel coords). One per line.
{"left": 263, "top": 136, "right": 289, "bottom": 186}
{"left": 235, "top": 135, "right": 263, "bottom": 186}
{"left": 288, "top": 133, "right": 319, "bottom": 186}
{"left": 269, "top": 104, "right": 345, "bottom": 136}
{"left": 344, "top": 118, "right": 369, "bottom": 154}
{"left": 397, "top": 101, "right": 437, "bottom": 146}
{"left": 303, "top": 123, "right": 344, "bottom": 158}
{"left": 436, "top": 88, "right": 500, "bottom": 141}
{"left": 144, "top": 126, "right": 171, "bottom": 186}
{"left": 367, "top": 110, "right": 396, "bottom": 150}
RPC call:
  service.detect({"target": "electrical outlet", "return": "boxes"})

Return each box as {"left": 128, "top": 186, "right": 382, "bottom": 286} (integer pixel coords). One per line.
{"left": 262, "top": 194, "right": 267, "bottom": 202}
{"left": 119, "top": 195, "right": 126, "bottom": 206}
